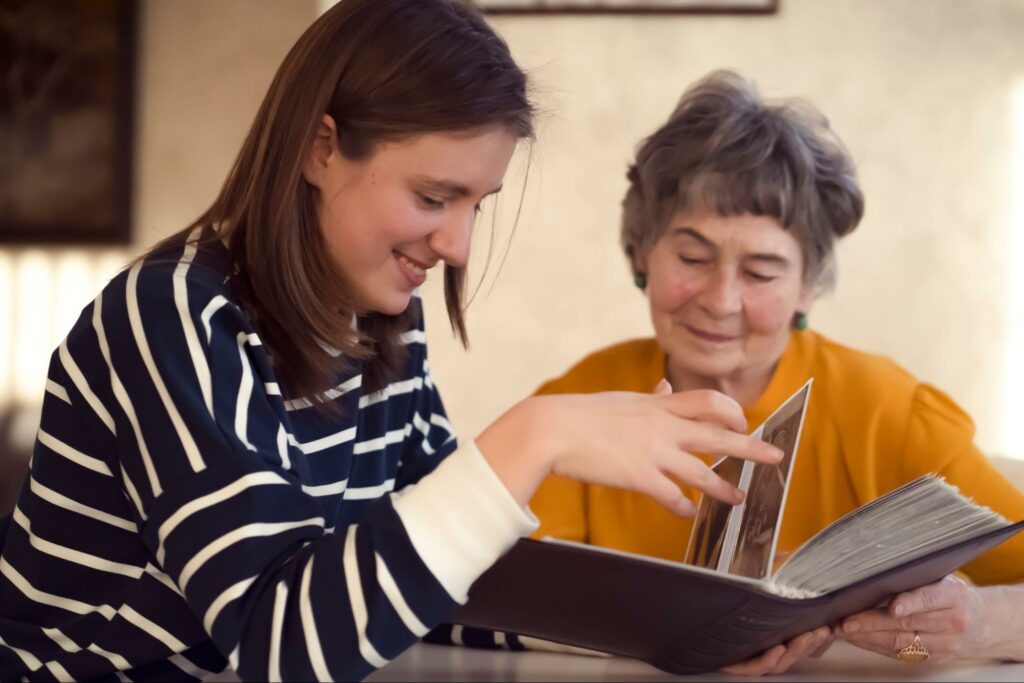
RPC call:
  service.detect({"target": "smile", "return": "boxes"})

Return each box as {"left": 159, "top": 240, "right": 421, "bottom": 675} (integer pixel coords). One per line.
{"left": 684, "top": 325, "right": 738, "bottom": 344}
{"left": 393, "top": 250, "right": 433, "bottom": 286}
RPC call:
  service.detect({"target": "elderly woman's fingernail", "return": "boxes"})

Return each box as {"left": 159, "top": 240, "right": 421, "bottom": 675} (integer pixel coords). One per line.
{"left": 893, "top": 604, "right": 905, "bottom": 617}
{"left": 844, "top": 622, "right": 859, "bottom": 634}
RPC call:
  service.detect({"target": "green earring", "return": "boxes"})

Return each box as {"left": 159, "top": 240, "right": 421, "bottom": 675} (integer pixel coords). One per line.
{"left": 634, "top": 273, "right": 647, "bottom": 290}
{"left": 793, "top": 312, "right": 809, "bottom": 331}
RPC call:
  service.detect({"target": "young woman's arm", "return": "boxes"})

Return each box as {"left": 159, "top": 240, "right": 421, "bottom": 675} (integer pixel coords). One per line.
{"left": 65, "top": 264, "right": 531, "bottom": 682}
{"left": 478, "top": 385, "right": 781, "bottom": 514}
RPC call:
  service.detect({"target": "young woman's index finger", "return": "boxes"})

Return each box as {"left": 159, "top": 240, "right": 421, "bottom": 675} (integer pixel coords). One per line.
{"left": 679, "top": 421, "right": 783, "bottom": 464}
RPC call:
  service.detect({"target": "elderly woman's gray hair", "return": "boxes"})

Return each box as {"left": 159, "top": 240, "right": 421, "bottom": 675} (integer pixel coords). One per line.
{"left": 621, "top": 70, "right": 864, "bottom": 288}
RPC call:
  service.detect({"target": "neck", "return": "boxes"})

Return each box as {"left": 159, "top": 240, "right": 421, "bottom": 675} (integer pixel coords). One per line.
{"left": 666, "top": 358, "right": 778, "bottom": 409}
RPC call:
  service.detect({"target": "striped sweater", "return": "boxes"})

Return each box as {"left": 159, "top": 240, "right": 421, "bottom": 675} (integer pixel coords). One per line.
{"left": 0, "top": 233, "right": 536, "bottom": 682}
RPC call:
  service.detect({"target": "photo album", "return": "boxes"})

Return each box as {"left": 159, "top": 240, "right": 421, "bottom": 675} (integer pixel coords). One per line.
{"left": 451, "top": 379, "right": 1024, "bottom": 674}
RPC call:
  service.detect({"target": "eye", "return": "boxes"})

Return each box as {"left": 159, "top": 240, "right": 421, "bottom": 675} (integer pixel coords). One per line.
{"left": 418, "top": 193, "right": 445, "bottom": 210}
{"left": 746, "top": 271, "right": 777, "bottom": 283}
{"left": 679, "top": 255, "right": 708, "bottom": 266}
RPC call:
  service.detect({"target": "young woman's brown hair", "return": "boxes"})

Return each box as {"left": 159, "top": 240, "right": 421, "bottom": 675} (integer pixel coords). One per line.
{"left": 154, "top": 0, "right": 534, "bottom": 403}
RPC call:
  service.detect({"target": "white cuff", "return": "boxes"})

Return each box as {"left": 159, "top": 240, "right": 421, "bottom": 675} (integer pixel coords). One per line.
{"left": 392, "top": 440, "right": 538, "bottom": 603}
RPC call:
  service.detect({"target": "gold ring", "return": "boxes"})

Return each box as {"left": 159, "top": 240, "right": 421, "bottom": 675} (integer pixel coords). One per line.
{"left": 896, "top": 634, "right": 930, "bottom": 662}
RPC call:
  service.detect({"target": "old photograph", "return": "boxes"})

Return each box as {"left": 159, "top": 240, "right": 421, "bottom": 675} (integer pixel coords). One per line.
{"left": 728, "top": 383, "right": 810, "bottom": 578}
{"left": 685, "top": 456, "right": 745, "bottom": 569}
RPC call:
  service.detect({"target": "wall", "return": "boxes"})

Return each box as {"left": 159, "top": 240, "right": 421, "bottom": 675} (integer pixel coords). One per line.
{"left": 0, "top": 0, "right": 316, "bottom": 406}
{"left": 134, "top": 0, "right": 319, "bottom": 247}
{"left": 419, "top": 0, "right": 1024, "bottom": 460}
{"left": 2, "top": 0, "right": 1023, "bottom": 462}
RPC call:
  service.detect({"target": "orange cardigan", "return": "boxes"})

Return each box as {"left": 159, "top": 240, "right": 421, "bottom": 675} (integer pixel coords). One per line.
{"left": 529, "top": 330, "right": 1024, "bottom": 585}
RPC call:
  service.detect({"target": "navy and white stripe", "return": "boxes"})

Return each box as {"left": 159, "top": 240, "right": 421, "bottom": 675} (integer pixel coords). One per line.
{"left": 0, "top": 232, "right": 535, "bottom": 682}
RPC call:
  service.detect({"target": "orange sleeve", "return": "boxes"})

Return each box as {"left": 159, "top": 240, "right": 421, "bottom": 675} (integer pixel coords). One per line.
{"left": 528, "top": 473, "right": 587, "bottom": 543}
{"left": 939, "top": 452, "right": 1024, "bottom": 585}
{"left": 525, "top": 375, "right": 588, "bottom": 542}
{"left": 903, "top": 384, "right": 1024, "bottom": 585}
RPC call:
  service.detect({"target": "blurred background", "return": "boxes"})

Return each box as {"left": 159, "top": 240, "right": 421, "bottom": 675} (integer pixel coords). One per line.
{"left": 2, "top": 0, "right": 1023, "bottom": 513}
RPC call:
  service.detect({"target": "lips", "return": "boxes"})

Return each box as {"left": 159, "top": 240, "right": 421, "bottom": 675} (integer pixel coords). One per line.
{"left": 684, "top": 325, "right": 738, "bottom": 343}
{"left": 393, "top": 250, "right": 433, "bottom": 287}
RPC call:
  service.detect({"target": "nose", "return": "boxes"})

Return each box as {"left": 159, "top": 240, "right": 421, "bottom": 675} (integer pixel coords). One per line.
{"left": 698, "top": 269, "right": 742, "bottom": 318}
{"left": 427, "top": 209, "right": 474, "bottom": 268}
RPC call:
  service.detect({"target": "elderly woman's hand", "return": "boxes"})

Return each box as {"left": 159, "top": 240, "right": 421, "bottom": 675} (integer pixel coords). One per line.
{"left": 837, "top": 576, "right": 982, "bottom": 662}
{"left": 838, "top": 576, "right": 1024, "bottom": 663}
{"left": 719, "top": 626, "right": 834, "bottom": 676}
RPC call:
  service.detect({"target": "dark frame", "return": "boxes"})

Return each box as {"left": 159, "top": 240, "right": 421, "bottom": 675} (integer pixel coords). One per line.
{"left": 476, "top": 0, "right": 778, "bottom": 14}
{"left": 0, "top": 0, "right": 136, "bottom": 245}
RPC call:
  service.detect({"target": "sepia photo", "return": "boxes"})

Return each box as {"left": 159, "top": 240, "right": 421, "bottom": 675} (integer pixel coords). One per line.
{"left": 728, "top": 383, "right": 810, "bottom": 578}
{"left": 685, "top": 456, "right": 745, "bottom": 569}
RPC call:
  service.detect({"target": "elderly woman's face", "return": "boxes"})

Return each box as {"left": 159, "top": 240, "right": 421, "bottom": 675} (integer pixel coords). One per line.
{"left": 640, "top": 210, "right": 813, "bottom": 387}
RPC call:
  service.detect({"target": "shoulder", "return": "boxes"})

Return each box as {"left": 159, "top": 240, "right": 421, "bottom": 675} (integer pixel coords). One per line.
{"left": 132, "top": 234, "right": 238, "bottom": 310}
{"left": 535, "top": 338, "right": 662, "bottom": 395}
{"left": 118, "top": 236, "right": 249, "bottom": 336}
{"left": 62, "top": 236, "right": 252, "bottom": 370}
{"left": 803, "top": 330, "right": 975, "bottom": 461}
{"left": 805, "top": 331, "right": 920, "bottom": 406}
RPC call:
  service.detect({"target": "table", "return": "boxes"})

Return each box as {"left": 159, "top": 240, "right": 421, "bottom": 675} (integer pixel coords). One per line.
{"left": 366, "top": 641, "right": 1024, "bottom": 681}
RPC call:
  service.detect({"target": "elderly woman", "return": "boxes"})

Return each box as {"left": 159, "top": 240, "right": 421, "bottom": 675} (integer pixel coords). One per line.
{"left": 528, "top": 70, "right": 1024, "bottom": 674}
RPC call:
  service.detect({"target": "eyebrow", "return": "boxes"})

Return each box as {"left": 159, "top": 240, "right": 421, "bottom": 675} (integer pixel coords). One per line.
{"left": 670, "top": 226, "right": 792, "bottom": 267}
{"left": 413, "top": 176, "right": 503, "bottom": 198}
{"left": 671, "top": 227, "right": 715, "bottom": 248}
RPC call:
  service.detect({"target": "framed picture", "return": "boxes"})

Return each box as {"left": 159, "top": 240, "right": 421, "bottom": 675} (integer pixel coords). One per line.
{"left": 475, "top": 0, "right": 778, "bottom": 14}
{"left": 0, "top": 0, "right": 136, "bottom": 245}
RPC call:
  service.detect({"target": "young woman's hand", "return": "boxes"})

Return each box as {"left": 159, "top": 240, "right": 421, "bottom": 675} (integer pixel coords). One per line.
{"left": 477, "top": 385, "right": 782, "bottom": 514}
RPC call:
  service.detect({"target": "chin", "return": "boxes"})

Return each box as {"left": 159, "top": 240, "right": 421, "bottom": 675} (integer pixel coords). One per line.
{"left": 368, "top": 293, "right": 413, "bottom": 317}
{"left": 675, "top": 348, "right": 740, "bottom": 378}
{"left": 687, "top": 361, "right": 738, "bottom": 380}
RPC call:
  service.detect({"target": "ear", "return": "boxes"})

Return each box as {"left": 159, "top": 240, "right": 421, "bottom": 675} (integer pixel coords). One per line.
{"left": 796, "top": 281, "right": 816, "bottom": 315}
{"left": 302, "top": 114, "right": 339, "bottom": 189}
{"left": 629, "top": 244, "right": 649, "bottom": 277}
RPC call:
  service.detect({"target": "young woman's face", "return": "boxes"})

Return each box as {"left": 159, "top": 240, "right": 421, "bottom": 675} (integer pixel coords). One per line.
{"left": 639, "top": 210, "right": 814, "bottom": 385}
{"left": 306, "top": 122, "right": 517, "bottom": 315}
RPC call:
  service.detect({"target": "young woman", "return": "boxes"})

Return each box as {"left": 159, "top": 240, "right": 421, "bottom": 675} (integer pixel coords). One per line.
{"left": 0, "top": 3, "right": 781, "bottom": 681}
